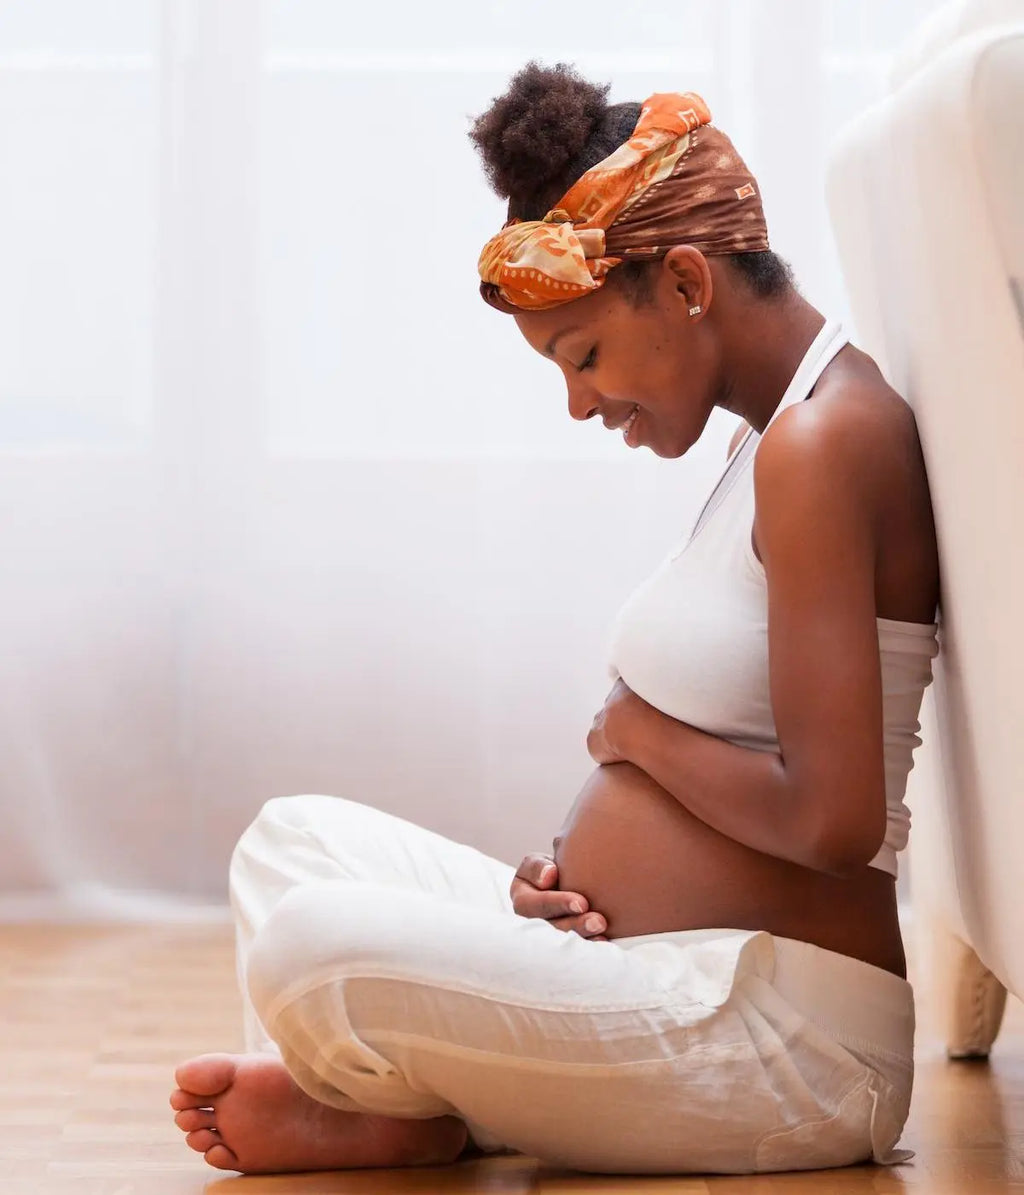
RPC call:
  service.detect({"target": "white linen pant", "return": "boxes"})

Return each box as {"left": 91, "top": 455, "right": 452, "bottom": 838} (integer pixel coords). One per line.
{"left": 230, "top": 794, "right": 915, "bottom": 1175}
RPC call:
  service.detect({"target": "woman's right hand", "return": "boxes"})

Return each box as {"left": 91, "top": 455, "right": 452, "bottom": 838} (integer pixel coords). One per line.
{"left": 509, "top": 852, "right": 608, "bottom": 939}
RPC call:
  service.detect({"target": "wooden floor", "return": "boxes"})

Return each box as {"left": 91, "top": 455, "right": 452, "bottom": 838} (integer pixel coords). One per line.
{"left": 1, "top": 924, "right": 1022, "bottom": 1195}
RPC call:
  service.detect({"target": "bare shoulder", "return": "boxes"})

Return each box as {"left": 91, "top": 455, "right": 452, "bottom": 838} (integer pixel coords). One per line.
{"left": 755, "top": 346, "right": 923, "bottom": 522}
{"left": 753, "top": 344, "right": 939, "bottom": 624}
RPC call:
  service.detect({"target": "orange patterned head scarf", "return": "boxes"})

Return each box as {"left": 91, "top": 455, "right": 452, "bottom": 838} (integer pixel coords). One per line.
{"left": 477, "top": 92, "right": 769, "bottom": 313}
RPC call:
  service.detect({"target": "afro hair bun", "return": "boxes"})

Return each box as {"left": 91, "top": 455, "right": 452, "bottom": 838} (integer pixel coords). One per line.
{"left": 469, "top": 61, "right": 610, "bottom": 206}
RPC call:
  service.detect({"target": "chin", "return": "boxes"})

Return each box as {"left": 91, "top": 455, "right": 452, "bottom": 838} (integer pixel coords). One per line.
{"left": 651, "top": 435, "right": 691, "bottom": 460}
{"left": 635, "top": 419, "right": 695, "bottom": 459}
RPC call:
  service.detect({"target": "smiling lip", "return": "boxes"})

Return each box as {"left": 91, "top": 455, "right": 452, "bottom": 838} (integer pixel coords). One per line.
{"left": 605, "top": 404, "right": 639, "bottom": 431}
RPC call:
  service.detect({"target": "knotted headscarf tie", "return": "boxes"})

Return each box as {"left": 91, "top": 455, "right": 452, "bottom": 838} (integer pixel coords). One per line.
{"left": 478, "top": 91, "right": 769, "bottom": 313}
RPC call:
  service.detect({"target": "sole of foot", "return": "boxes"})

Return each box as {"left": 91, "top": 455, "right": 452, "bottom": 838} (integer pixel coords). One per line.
{"left": 170, "top": 1052, "right": 469, "bottom": 1173}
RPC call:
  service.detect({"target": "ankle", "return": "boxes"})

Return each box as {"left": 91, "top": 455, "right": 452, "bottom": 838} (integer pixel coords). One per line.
{"left": 393, "top": 1115, "right": 468, "bottom": 1166}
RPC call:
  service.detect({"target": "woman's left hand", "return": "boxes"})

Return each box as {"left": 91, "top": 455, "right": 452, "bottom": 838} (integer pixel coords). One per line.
{"left": 587, "top": 677, "right": 643, "bottom": 765}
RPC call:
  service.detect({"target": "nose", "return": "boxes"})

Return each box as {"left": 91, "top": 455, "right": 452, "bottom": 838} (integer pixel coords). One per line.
{"left": 566, "top": 376, "right": 600, "bottom": 422}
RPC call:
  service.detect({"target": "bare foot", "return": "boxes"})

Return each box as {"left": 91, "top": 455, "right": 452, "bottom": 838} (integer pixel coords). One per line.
{"left": 169, "top": 1052, "right": 469, "bottom": 1173}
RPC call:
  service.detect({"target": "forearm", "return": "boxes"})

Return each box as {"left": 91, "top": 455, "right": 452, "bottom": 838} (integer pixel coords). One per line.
{"left": 614, "top": 697, "right": 827, "bottom": 871}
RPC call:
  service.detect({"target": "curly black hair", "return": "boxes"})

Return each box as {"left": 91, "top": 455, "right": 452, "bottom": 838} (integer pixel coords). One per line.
{"left": 469, "top": 61, "right": 793, "bottom": 303}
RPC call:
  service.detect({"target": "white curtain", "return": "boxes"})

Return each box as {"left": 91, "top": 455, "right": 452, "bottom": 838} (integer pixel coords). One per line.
{"left": 0, "top": 0, "right": 946, "bottom": 917}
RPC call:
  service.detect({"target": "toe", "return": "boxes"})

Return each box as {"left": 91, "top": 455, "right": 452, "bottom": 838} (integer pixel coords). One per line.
{"left": 185, "top": 1128, "right": 222, "bottom": 1154}
{"left": 174, "top": 1053, "right": 238, "bottom": 1098}
{"left": 169, "top": 1086, "right": 212, "bottom": 1112}
{"left": 204, "top": 1142, "right": 241, "bottom": 1171}
{"left": 175, "top": 1108, "right": 217, "bottom": 1133}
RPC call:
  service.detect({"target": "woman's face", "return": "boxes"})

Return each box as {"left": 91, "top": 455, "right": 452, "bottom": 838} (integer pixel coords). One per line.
{"left": 513, "top": 254, "right": 720, "bottom": 459}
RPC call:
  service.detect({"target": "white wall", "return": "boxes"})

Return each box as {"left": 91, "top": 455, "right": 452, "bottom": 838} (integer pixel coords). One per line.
{"left": 0, "top": 0, "right": 946, "bottom": 915}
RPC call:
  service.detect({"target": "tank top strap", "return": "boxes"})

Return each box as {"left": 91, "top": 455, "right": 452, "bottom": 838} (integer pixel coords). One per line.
{"left": 685, "top": 319, "right": 848, "bottom": 546}
{"left": 758, "top": 319, "right": 849, "bottom": 439}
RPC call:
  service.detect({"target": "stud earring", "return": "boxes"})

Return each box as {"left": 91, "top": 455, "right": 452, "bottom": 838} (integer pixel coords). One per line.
{"left": 689, "top": 304, "right": 702, "bottom": 316}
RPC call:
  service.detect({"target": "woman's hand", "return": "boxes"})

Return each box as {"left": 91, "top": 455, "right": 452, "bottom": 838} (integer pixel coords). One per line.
{"left": 509, "top": 853, "right": 608, "bottom": 939}
{"left": 587, "top": 677, "right": 643, "bottom": 766}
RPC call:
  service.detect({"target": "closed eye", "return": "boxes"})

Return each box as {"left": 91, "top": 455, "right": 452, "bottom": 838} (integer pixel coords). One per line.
{"left": 577, "top": 347, "right": 597, "bottom": 372}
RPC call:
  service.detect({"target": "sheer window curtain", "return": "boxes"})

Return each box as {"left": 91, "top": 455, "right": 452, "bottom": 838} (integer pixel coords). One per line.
{"left": 0, "top": 0, "right": 945, "bottom": 918}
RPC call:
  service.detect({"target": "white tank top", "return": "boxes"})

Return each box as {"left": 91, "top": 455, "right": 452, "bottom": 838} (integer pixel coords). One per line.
{"left": 606, "top": 319, "right": 939, "bottom": 877}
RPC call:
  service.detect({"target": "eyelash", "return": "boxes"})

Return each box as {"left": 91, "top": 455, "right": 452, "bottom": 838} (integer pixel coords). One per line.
{"left": 577, "top": 347, "right": 597, "bottom": 371}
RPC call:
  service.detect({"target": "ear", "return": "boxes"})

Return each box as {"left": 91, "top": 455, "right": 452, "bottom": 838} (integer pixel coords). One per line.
{"left": 661, "top": 245, "right": 713, "bottom": 320}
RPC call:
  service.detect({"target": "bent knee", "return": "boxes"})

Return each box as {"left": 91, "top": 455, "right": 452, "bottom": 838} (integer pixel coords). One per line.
{"left": 244, "top": 881, "right": 470, "bottom": 1025}
{"left": 228, "top": 794, "right": 351, "bottom": 888}
{"left": 244, "top": 882, "right": 397, "bottom": 1021}
{"left": 245, "top": 886, "right": 320, "bottom": 1019}
{"left": 245, "top": 793, "right": 346, "bottom": 834}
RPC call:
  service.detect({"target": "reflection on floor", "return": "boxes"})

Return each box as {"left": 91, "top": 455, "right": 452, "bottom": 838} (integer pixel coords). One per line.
{"left": 1, "top": 923, "right": 1022, "bottom": 1194}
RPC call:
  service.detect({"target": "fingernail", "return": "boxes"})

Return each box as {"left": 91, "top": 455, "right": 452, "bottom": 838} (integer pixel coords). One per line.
{"left": 569, "top": 899, "right": 584, "bottom": 914}
{"left": 584, "top": 915, "right": 603, "bottom": 933}
{"left": 540, "top": 866, "right": 555, "bottom": 883}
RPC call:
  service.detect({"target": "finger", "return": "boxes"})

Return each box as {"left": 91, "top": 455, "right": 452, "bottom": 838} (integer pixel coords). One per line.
{"left": 512, "top": 884, "right": 590, "bottom": 919}
{"left": 548, "top": 912, "right": 608, "bottom": 938}
{"left": 514, "top": 853, "right": 558, "bottom": 887}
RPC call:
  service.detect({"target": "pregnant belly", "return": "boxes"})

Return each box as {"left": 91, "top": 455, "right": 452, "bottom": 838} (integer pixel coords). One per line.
{"left": 552, "top": 762, "right": 904, "bottom": 972}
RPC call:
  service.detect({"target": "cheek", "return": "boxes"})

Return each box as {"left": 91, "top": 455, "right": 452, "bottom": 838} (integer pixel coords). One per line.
{"left": 659, "top": 346, "right": 712, "bottom": 406}
{"left": 602, "top": 337, "right": 695, "bottom": 411}
{"left": 643, "top": 358, "right": 691, "bottom": 412}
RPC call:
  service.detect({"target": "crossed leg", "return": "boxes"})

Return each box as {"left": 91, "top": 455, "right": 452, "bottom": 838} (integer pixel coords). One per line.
{"left": 170, "top": 794, "right": 518, "bottom": 1173}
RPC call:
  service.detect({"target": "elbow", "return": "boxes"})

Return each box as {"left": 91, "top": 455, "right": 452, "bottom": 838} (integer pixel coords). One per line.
{"left": 797, "top": 811, "right": 886, "bottom": 878}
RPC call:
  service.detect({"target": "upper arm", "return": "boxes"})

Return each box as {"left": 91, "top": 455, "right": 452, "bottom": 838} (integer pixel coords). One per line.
{"left": 753, "top": 401, "right": 887, "bottom": 873}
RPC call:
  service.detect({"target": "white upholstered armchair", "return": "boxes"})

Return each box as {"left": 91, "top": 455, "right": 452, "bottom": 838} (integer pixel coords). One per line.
{"left": 826, "top": 0, "right": 1024, "bottom": 1057}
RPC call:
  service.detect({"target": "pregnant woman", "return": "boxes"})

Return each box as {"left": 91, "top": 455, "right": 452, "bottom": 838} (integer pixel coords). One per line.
{"left": 170, "top": 63, "right": 940, "bottom": 1176}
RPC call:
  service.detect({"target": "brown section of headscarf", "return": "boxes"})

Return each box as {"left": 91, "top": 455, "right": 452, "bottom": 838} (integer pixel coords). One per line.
{"left": 603, "top": 125, "right": 769, "bottom": 262}
{"left": 477, "top": 93, "right": 770, "bottom": 315}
